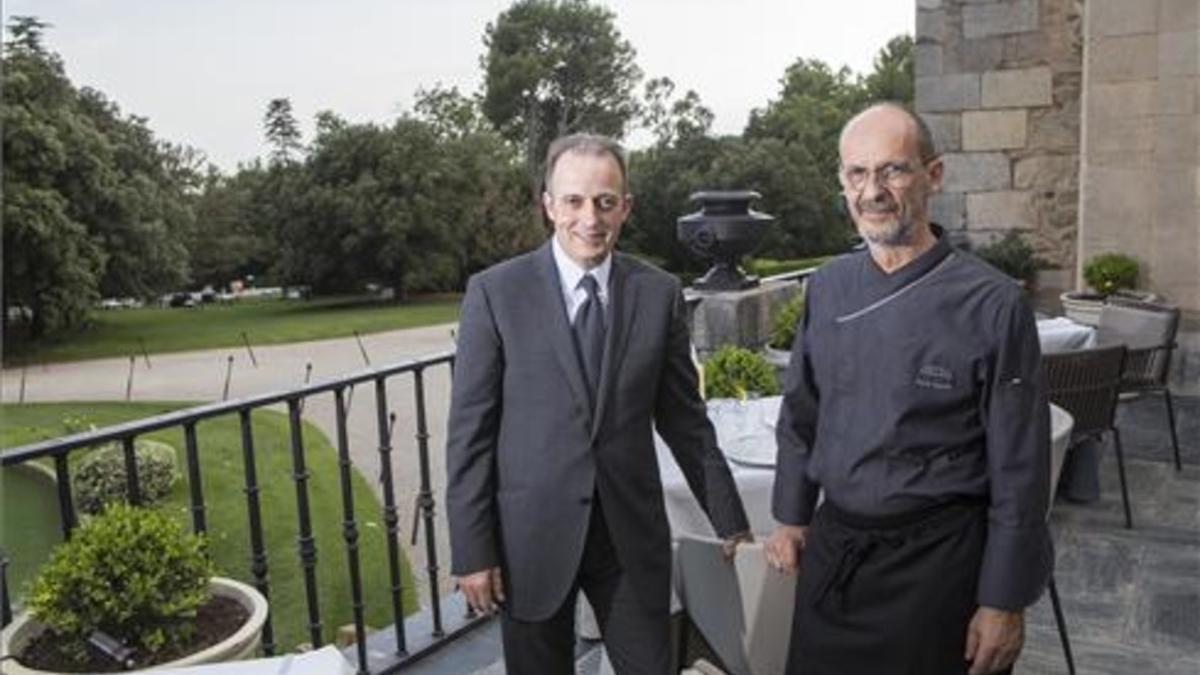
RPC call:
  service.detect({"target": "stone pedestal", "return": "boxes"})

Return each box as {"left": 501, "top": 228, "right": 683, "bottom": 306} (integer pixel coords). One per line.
{"left": 686, "top": 280, "right": 801, "bottom": 355}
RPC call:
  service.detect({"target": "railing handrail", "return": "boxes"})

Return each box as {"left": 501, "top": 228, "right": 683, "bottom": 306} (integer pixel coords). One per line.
{"left": 761, "top": 265, "right": 818, "bottom": 284}
{"left": 0, "top": 350, "right": 455, "bottom": 464}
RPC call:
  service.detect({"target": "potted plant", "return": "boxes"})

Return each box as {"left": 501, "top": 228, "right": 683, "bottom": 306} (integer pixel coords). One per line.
{"left": 1061, "top": 252, "right": 1146, "bottom": 326}
{"left": 1, "top": 503, "right": 268, "bottom": 673}
{"left": 702, "top": 345, "right": 782, "bottom": 466}
{"left": 974, "top": 231, "right": 1041, "bottom": 290}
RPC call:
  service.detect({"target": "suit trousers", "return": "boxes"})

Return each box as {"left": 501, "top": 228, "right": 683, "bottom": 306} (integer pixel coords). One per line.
{"left": 500, "top": 496, "right": 670, "bottom": 675}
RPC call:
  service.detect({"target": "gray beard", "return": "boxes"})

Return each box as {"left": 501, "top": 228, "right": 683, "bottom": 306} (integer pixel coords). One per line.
{"left": 860, "top": 213, "right": 916, "bottom": 247}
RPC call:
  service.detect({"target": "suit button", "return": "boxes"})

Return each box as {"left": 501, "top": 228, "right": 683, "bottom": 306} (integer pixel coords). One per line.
{"left": 580, "top": 496, "right": 592, "bottom": 505}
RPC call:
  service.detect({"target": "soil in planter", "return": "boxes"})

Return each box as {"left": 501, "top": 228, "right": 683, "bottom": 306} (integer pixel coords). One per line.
{"left": 16, "top": 595, "right": 250, "bottom": 673}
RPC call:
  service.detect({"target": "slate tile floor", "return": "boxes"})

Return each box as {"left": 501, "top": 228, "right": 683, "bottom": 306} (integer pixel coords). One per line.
{"left": 1018, "top": 394, "right": 1199, "bottom": 675}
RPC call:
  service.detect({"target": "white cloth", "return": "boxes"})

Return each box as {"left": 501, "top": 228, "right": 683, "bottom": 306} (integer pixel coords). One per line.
{"left": 1037, "top": 317, "right": 1096, "bottom": 354}
{"left": 151, "top": 645, "right": 356, "bottom": 674}
{"left": 551, "top": 234, "right": 610, "bottom": 321}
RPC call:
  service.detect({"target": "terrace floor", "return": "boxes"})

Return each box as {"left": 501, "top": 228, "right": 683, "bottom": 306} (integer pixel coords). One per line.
{"left": 395, "top": 393, "right": 1200, "bottom": 675}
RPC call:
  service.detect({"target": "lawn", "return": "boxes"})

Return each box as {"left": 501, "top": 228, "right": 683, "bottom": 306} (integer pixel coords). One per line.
{"left": 0, "top": 402, "right": 418, "bottom": 653}
{"left": 3, "top": 295, "right": 462, "bottom": 366}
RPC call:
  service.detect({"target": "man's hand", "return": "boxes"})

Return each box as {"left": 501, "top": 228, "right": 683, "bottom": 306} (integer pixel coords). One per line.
{"left": 721, "top": 530, "right": 754, "bottom": 560}
{"left": 764, "top": 524, "right": 808, "bottom": 574}
{"left": 965, "top": 606, "right": 1024, "bottom": 675}
{"left": 457, "top": 567, "right": 505, "bottom": 615}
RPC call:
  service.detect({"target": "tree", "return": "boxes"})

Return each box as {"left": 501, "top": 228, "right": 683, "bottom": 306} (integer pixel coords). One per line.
{"left": 481, "top": 0, "right": 642, "bottom": 188}
{"left": 639, "top": 77, "right": 714, "bottom": 146}
{"left": 862, "top": 35, "right": 914, "bottom": 105}
{"left": 264, "top": 97, "right": 303, "bottom": 164}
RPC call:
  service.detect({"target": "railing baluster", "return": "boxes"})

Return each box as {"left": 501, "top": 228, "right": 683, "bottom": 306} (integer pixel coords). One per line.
{"left": 412, "top": 367, "right": 444, "bottom": 637}
{"left": 1, "top": 548, "right": 12, "bottom": 629}
{"left": 239, "top": 409, "right": 276, "bottom": 655}
{"left": 375, "top": 377, "right": 408, "bottom": 655}
{"left": 53, "top": 454, "right": 77, "bottom": 538}
{"left": 184, "top": 423, "right": 207, "bottom": 533}
{"left": 334, "top": 388, "right": 370, "bottom": 674}
{"left": 287, "top": 398, "right": 323, "bottom": 648}
{"left": 122, "top": 436, "right": 141, "bottom": 505}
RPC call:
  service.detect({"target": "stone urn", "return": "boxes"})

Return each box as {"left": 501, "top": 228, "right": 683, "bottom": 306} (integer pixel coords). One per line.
{"left": 0, "top": 577, "right": 269, "bottom": 674}
{"left": 678, "top": 190, "right": 775, "bottom": 291}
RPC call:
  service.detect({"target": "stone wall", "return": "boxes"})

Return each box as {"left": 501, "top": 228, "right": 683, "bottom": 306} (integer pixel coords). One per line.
{"left": 915, "top": 0, "right": 1085, "bottom": 288}
{"left": 1077, "top": 0, "right": 1199, "bottom": 316}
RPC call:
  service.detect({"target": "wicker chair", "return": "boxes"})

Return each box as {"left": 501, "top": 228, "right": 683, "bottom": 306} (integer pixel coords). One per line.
{"left": 1096, "top": 301, "right": 1183, "bottom": 470}
{"left": 1042, "top": 345, "right": 1131, "bottom": 528}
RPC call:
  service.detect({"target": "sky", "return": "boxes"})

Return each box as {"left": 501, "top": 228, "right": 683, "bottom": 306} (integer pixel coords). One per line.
{"left": 4, "top": 1, "right": 913, "bottom": 172}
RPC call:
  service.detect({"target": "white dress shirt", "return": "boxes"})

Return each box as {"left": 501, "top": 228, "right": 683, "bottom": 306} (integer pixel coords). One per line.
{"left": 551, "top": 235, "right": 611, "bottom": 323}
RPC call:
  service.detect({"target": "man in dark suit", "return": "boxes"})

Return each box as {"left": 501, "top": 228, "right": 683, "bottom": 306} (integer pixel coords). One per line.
{"left": 446, "top": 133, "right": 751, "bottom": 675}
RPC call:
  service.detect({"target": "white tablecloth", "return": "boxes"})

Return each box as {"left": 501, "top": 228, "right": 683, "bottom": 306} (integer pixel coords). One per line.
{"left": 1037, "top": 317, "right": 1096, "bottom": 353}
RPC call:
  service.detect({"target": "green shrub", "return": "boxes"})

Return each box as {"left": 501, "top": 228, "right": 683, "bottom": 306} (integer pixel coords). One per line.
{"left": 747, "top": 257, "right": 829, "bottom": 278}
{"left": 73, "top": 439, "right": 179, "bottom": 515}
{"left": 975, "top": 231, "right": 1040, "bottom": 285}
{"left": 27, "top": 503, "right": 214, "bottom": 664}
{"left": 769, "top": 290, "right": 806, "bottom": 351}
{"left": 1082, "top": 252, "right": 1139, "bottom": 295}
{"left": 704, "top": 345, "right": 780, "bottom": 400}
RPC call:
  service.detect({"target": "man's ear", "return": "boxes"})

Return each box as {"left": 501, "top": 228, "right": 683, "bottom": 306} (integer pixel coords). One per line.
{"left": 926, "top": 156, "right": 945, "bottom": 192}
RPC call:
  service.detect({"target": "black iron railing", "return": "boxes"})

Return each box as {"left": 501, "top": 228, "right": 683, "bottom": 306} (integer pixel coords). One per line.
{"left": 0, "top": 351, "right": 486, "bottom": 674}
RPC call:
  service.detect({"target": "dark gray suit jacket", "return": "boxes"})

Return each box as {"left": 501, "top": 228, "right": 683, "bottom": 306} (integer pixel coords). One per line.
{"left": 446, "top": 241, "right": 750, "bottom": 621}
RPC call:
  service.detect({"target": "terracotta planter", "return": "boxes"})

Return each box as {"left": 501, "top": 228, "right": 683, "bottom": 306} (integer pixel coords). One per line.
{"left": 0, "top": 577, "right": 268, "bottom": 674}
{"left": 1059, "top": 291, "right": 1105, "bottom": 326}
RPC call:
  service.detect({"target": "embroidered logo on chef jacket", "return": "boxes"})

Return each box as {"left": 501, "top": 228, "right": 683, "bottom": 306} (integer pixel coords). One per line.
{"left": 915, "top": 364, "right": 955, "bottom": 390}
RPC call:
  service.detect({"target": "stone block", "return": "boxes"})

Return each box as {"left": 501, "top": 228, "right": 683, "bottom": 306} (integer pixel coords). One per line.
{"left": 687, "top": 281, "right": 801, "bottom": 353}
{"left": 930, "top": 191, "right": 967, "bottom": 230}
{"left": 914, "top": 43, "right": 943, "bottom": 77}
{"left": 1014, "top": 154, "right": 1079, "bottom": 191}
{"left": 1087, "top": 81, "right": 1158, "bottom": 119}
{"left": 963, "top": 110, "right": 1028, "bottom": 150}
{"left": 1087, "top": 116, "right": 1156, "bottom": 154}
{"left": 1081, "top": 166, "right": 1154, "bottom": 232}
{"left": 1160, "top": 0, "right": 1199, "bottom": 30}
{"left": 964, "top": 0, "right": 1039, "bottom": 39}
{"left": 921, "top": 112, "right": 962, "bottom": 152}
{"left": 1155, "top": 114, "right": 1198, "bottom": 164}
{"left": 1088, "top": 0, "right": 1159, "bottom": 38}
{"left": 942, "top": 152, "right": 1012, "bottom": 191}
{"left": 1160, "top": 30, "right": 1199, "bottom": 77}
{"left": 917, "top": 8, "right": 946, "bottom": 43}
{"left": 966, "top": 190, "right": 1036, "bottom": 229}
{"left": 917, "top": 0, "right": 942, "bottom": 10}
{"left": 1089, "top": 34, "right": 1160, "bottom": 83}
{"left": 946, "top": 36, "right": 1006, "bottom": 73}
{"left": 1029, "top": 101, "right": 1082, "bottom": 150}
{"left": 1157, "top": 77, "right": 1197, "bottom": 115}
{"left": 916, "top": 73, "right": 982, "bottom": 112}
{"left": 982, "top": 66, "right": 1053, "bottom": 107}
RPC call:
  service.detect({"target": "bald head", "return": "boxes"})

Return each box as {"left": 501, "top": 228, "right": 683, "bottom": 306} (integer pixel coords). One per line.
{"left": 839, "top": 103, "right": 938, "bottom": 165}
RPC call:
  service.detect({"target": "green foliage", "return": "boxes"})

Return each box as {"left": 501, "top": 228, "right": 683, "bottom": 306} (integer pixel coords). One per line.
{"left": 264, "top": 97, "right": 303, "bottom": 164}
{"left": 746, "top": 257, "right": 830, "bottom": 278}
{"left": 27, "top": 503, "right": 214, "bottom": 663}
{"left": 861, "top": 35, "right": 914, "bottom": 104}
{"left": 482, "top": 0, "right": 642, "bottom": 178}
{"left": 974, "top": 231, "right": 1040, "bottom": 285}
{"left": 1083, "top": 253, "right": 1139, "bottom": 295}
{"left": 73, "top": 439, "right": 180, "bottom": 515}
{"left": 3, "top": 18, "right": 195, "bottom": 338}
{"left": 704, "top": 345, "right": 781, "bottom": 400}
{"left": 769, "top": 291, "right": 807, "bottom": 351}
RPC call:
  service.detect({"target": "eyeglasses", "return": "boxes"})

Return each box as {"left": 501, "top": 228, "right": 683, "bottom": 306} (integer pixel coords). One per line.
{"left": 551, "top": 193, "right": 625, "bottom": 214}
{"left": 839, "top": 159, "right": 935, "bottom": 192}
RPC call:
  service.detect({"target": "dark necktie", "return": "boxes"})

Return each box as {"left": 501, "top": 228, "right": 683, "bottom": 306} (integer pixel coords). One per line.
{"left": 573, "top": 274, "right": 605, "bottom": 401}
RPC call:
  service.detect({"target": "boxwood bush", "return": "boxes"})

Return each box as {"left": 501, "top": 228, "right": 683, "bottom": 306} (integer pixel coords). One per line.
{"left": 704, "top": 345, "right": 780, "bottom": 400}
{"left": 769, "top": 290, "right": 806, "bottom": 351}
{"left": 1083, "top": 252, "right": 1139, "bottom": 295}
{"left": 26, "top": 503, "right": 215, "bottom": 665}
{"left": 73, "top": 439, "right": 179, "bottom": 515}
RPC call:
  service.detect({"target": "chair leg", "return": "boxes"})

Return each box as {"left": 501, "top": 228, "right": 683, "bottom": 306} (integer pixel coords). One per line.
{"left": 1048, "top": 576, "right": 1076, "bottom": 675}
{"left": 1163, "top": 389, "right": 1182, "bottom": 472}
{"left": 1111, "top": 428, "right": 1133, "bottom": 529}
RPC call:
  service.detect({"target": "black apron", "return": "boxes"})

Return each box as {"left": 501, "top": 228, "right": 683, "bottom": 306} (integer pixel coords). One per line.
{"left": 786, "top": 497, "right": 1007, "bottom": 675}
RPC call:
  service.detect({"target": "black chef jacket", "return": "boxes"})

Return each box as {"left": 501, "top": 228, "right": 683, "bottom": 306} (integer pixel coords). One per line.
{"left": 772, "top": 228, "right": 1052, "bottom": 610}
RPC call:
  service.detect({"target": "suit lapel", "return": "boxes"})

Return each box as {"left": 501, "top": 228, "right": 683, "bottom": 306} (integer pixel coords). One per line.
{"left": 535, "top": 242, "right": 594, "bottom": 431}
{"left": 592, "top": 255, "right": 638, "bottom": 440}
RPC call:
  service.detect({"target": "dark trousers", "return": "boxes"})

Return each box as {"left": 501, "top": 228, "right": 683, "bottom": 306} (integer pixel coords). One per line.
{"left": 787, "top": 498, "right": 1006, "bottom": 675}
{"left": 500, "top": 499, "right": 669, "bottom": 675}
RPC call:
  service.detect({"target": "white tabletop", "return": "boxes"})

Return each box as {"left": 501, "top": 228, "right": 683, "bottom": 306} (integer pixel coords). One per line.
{"left": 1037, "top": 317, "right": 1096, "bottom": 354}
